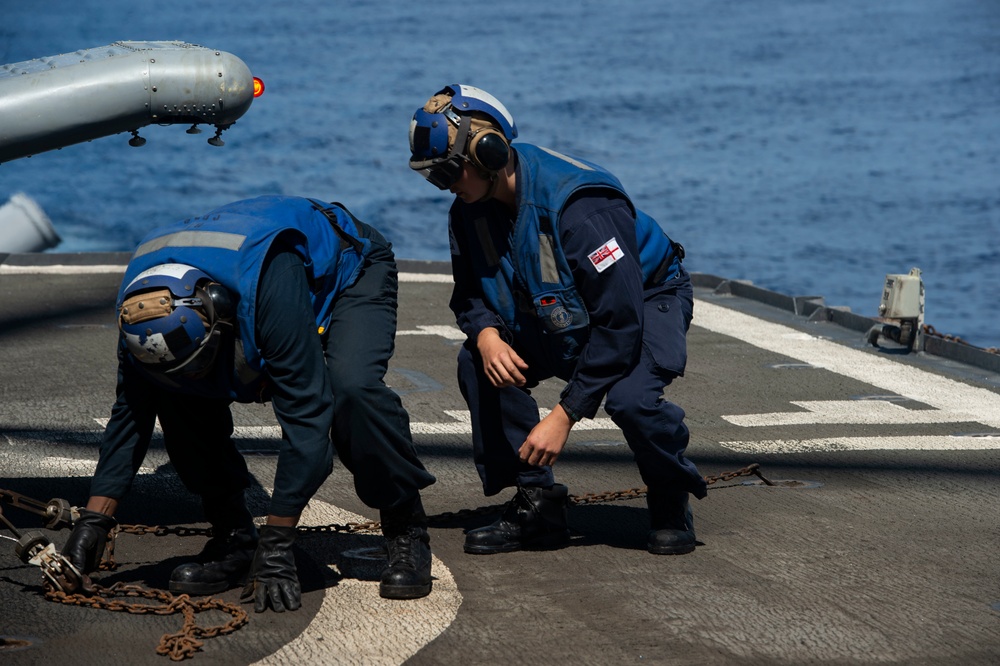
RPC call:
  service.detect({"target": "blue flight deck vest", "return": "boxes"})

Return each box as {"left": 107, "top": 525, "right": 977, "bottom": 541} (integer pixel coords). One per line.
{"left": 118, "top": 195, "right": 371, "bottom": 401}
{"left": 457, "top": 144, "right": 682, "bottom": 371}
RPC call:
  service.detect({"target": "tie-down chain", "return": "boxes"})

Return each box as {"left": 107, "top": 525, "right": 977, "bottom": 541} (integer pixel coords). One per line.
{"left": 1, "top": 462, "right": 769, "bottom": 661}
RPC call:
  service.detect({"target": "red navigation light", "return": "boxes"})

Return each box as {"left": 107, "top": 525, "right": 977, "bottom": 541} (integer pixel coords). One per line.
{"left": 253, "top": 77, "right": 265, "bottom": 97}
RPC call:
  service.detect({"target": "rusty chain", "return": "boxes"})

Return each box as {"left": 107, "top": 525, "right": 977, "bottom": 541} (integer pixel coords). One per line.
{"left": 117, "top": 463, "right": 772, "bottom": 539}
{"left": 44, "top": 582, "right": 247, "bottom": 661}
{"left": 923, "top": 323, "right": 1000, "bottom": 355}
{"left": 238, "top": 464, "right": 769, "bottom": 533}
{"left": 567, "top": 463, "right": 772, "bottom": 506}
{"left": 39, "top": 463, "right": 768, "bottom": 661}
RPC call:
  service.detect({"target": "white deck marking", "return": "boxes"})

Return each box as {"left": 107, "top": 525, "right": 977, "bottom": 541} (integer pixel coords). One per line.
{"left": 0, "top": 264, "right": 126, "bottom": 274}
{"left": 0, "top": 268, "right": 452, "bottom": 278}
{"left": 397, "top": 324, "right": 466, "bottom": 340}
{"left": 408, "top": 409, "right": 618, "bottom": 434}
{"left": 723, "top": 400, "right": 982, "bottom": 426}
{"left": 253, "top": 493, "right": 460, "bottom": 666}
{"left": 399, "top": 272, "right": 453, "bottom": 283}
{"left": 694, "top": 299, "right": 1000, "bottom": 452}
{"left": 720, "top": 435, "right": 1000, "bottom": 455}
{"left": 0, "top": 267, "right": 453, "bottom": 279}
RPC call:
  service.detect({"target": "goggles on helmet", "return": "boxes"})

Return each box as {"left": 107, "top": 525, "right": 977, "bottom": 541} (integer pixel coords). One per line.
{"left": 416, "top": 156, "right": 466, "bottom": 190}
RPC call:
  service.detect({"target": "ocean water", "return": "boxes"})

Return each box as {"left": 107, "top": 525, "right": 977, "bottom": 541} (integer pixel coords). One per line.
{"left": 1, "top": 0, "right": 998, "bottom": 348}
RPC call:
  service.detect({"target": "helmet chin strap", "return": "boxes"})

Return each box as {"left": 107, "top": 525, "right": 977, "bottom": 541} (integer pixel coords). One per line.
{"left": 477, "top": 169, "right": 500, "bottom": 203}
{"left": 478, "top": 147, "right": 516, "bottom": 205}
{"left": 449, "top": 113, "right": 505, "bottom": 203}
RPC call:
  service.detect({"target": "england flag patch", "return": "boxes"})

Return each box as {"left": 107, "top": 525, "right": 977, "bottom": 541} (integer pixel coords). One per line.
{"left": 588, "top": 237, "right": 624, "bottom": 273}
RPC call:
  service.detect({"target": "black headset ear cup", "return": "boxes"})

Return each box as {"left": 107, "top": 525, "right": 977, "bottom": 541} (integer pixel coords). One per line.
{"left": 468, "top": 129, "right": 510, "bottom": 172}
{"left": 202, "top": 282, "right": 235, "bottom": 321}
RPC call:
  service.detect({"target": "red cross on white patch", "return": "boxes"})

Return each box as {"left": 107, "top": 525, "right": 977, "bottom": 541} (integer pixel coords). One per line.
{"left": 588, "top": 237, "right": 624, "bottom": 273}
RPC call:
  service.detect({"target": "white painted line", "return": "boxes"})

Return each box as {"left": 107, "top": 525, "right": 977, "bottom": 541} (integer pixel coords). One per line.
{"left": 32, "top": 455, "right": 157, "bottom": 477}
{"left": 721, "top": 435, "right": 1000, "bottom": 454}
{"left": 0, "top": 264, "right": 126, "bottom": 274}
{"left": 397, "top": 324, "right": 466, "bottom": 341}
{"left": 694, "top": 300, "right": 1000, "bottom": 429}
{"left": 408, "top": 409, "right": 618, "bottom": 435}
{"left": 410, "top": 410, "right": 473, "bottom": 435}
{"left": 0, "top": 267, "right": 451, "bottom": 279}
{"left": 98, "top": 408, "right": 619, "bottom": 440}
{"left": 253, "top": 493, "right": 460, "bottom": 666}
{"left": 93, "top": 418, "right": 284, "bottom": 442}
{"left": 0, "top": 428, "right": 160, "bottom": 477}
{"left": 723, "top": 400, "right": 980, "bottom": 427}
{"left": 399, "top": 272, "right": 452, "bottom": 283}
{"left": 0, "top": 448, "right": 98, "bottom": 478}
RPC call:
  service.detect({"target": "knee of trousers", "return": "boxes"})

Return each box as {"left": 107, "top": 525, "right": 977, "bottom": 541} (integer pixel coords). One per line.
{"left": 332, "top": 377, "right": 401, "bottom": 413}
{"left": 607, "top": 395, "right": 687, "bottom": 438}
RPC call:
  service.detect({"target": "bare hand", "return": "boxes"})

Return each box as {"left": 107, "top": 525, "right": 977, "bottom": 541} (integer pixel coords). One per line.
{"left": 477, "top": 328, "right": 529, "bottom": 388}
{"left": 519, "top": 406, "right": 575, "bottom": 467}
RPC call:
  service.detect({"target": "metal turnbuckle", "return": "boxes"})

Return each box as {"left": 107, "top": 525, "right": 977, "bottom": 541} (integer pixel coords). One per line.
{"left": 1, "top": 488, "right": 78, "bottom": 530}
{"left": 2, "top": 488, "right": 86, "bottom": 593}
{"left": 21, "top": 534, "right": 86, "bottom": 593}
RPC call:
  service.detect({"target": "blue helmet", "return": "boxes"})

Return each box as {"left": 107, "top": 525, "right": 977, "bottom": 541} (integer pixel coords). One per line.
{"left": 409, "top": 84, "right": 518, "bottom": 188}
{"left": 118, "top": 263, "right": 234, "bottom": 376}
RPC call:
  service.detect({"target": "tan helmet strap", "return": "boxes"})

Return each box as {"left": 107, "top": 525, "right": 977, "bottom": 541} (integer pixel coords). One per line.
{"left": 119, "top": 289, "right": 173, "bottom": 326}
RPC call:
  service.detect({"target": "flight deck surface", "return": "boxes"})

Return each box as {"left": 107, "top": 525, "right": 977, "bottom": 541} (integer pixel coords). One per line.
{"left": 1, "top": 254, "right": 998, "bottom": 665}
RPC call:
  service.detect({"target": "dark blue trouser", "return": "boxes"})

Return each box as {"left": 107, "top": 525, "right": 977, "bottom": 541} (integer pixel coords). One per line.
{"left": 456, "top": 272, "right": 707, "bottom": 499}
{"left": 322, "top": 224, "right": 436, "bottom": 510}
{"left": 93, "top": 231, "right": 434, "bottom": 519}
{"left": 164, "top": 235, "right": 435, "bottom": 513}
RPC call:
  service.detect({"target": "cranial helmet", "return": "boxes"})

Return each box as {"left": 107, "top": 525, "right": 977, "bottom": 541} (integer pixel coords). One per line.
{"left": 409, "top": 84, "right": 518, "bottom": 189}
{"left": 118, "top": 263, "right": 235, "bottom": 377}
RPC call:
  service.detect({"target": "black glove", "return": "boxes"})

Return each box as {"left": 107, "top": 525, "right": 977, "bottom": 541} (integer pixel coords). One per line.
{"left": 240, "top": 525, "right": 300, "bottom": 613}
{"left": 61, "top": 509, "right": 117, "bottom": 574}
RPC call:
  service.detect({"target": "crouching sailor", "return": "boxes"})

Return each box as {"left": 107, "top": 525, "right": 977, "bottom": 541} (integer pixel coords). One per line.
{"left": 407, "top": 85, "right": 707, "bottom": 556}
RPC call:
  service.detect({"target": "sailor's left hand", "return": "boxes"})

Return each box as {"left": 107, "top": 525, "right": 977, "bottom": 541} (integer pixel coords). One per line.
{"left": 241, "top": 525, "right": 301, "bottom": 613}
{"left": 519, "top": 408, "right": 573, "bottom": 467}
{"left": 61, "top": 509, "right": 117, "bottom": 576}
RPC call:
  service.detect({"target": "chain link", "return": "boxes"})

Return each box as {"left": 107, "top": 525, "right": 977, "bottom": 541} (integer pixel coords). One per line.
{"left": 113, "top": 464, "right": 771, "bottom": 537}
{"left": 117, "top": 464, "right": 770, "bottom": 537}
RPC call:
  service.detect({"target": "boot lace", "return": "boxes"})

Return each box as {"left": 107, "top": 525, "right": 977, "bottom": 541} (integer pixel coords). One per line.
{"left": 385, "top": 528, "right": 424, "bottom": 569}
{"left": 500, "top": 486, "right": 537, "bottom": 522}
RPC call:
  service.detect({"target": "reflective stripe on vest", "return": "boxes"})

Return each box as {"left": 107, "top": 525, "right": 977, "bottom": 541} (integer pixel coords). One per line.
{"left": 133, "top": 230, "right": 247, "bottom": 257}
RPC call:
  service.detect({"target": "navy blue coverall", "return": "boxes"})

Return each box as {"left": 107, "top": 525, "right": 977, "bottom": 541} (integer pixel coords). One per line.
{"left": 91, "top": 224, "right": 434, "bottom": 522}
{"left": 450, "top": 187, "right": 707, "bottom": 500}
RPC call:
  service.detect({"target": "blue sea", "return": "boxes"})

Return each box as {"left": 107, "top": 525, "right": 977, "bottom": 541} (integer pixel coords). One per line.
{"left": 2, "top": 0, "right": 998, "bottom": 349}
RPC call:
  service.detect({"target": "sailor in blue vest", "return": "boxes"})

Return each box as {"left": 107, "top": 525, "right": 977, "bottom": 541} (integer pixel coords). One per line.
{"left": 60, "top": 195, "right": 436, "bottom": 609}
{"left": 409, "top": 85, "right": 707, "bottom": 555}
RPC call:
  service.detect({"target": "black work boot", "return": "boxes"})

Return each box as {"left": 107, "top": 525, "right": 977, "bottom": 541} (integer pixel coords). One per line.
{"left": 170, "top": 490, "right": 259, "bottom": 595}
{"left": 646, "top": 488, "right": 696, "bottom": 555}
{"left": 379, "top": 496, "right": 432, "bottom": 600}
{"left": 464, "top": 484, "right": 570, "bottom": 554}
{"left": 169, "top": 525, "right": 259, "bottom": 594}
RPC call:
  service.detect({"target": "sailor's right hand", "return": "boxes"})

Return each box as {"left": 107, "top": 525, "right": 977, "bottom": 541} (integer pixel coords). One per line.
{"left": 61, "top": 508, "right": 117, "bottom": 575}
{"left": 477, "top": 328, "right": 529, "bottom": 388}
